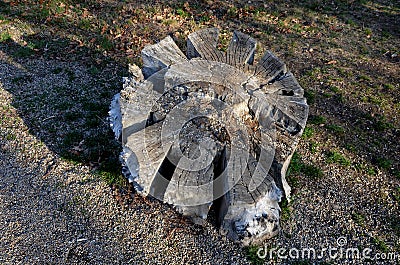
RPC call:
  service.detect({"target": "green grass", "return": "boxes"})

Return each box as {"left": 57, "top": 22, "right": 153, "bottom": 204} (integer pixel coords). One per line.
{"left": 372, "top": 237, "right": 389, "bottom": 253}
{"left": 281, "top": 199, "right": 291, "bottom": 221}
{"left": 245, "top": 245, "right": 264, "bottom": 265}
{"left": 383, "top": 83, "right": 394, "bottom": 90}
{"left": 393, "top": 187, "right": 400, "bottom": 203}
{"left": 326, "top": 151, "right": 351, "bottom": 167}
{"left": 352, "top": 212, "right": 365, "bottom": 226}
{"left": 176, "top": 8, "right": 189, "bottom": 18}
{"left": 376, "top": 158, "right": 392, "bottom": 170}
{"left": 98, "top": 36, "right": 114, "bottom": 51}
{"left": 227, "top": 7, "right": 238, "bottom": 18}
{"left": 373, "top": 117, "right": 394, "bottom": 132}
{"left": 355, "top": 163, "right": 377, "bottom": 175}
{"left": 79, "top": 18, "right": 91, "bottom": 29}
{"left": 4, "top": 131, "right": 17, "bottom": 140}
{"left": 302, "top": 127, "right": 314, "bottom": 139}
{"left": 309, "top": 141, "right": 318, "bottom": 154}
{"left": 359, "top": 74, "right": 371, "bottom": 81}
{"left": 364, "top": 28, "right": 372, "bottom": 36}
{"left": 325, "top": 124, "right": 345, "bottom": 135}
{"left": 304, "top": 90, "right": 315, "bottom": 104}
{"left": 288, "top": 152, "right": 324, "bottom": 179}
{"left": 98, "top": 170, "right": 124, "bottom": 185}
{"left": 13, "top": 46, "right": 34, "bottom": 57}
{"left": 328, "top": 85, "right": 340, "bottom": 93}
{"left": 309, "top": 115, "right": 326, "bottom": 125}
{"left": 0, "top": 31, "right": 11, "bottom": 42}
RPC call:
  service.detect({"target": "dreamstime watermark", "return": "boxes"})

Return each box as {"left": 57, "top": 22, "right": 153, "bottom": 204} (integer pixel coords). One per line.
{"left": 257, "top": 237, "right": 400, "bottom": 261}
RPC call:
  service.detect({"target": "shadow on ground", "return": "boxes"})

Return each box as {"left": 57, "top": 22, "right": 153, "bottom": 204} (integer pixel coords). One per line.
{"left": 0, "top": 37, "right": 125, "bottom": 183}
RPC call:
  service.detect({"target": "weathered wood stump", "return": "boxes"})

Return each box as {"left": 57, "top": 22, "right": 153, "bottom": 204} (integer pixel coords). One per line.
{"left": 110, "top": 28, "right": 308, "bottom": 245}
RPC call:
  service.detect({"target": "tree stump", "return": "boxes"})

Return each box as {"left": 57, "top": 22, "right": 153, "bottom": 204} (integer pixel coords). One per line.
{"left": 110, "top": 28, "right": 309, "bottom": 245}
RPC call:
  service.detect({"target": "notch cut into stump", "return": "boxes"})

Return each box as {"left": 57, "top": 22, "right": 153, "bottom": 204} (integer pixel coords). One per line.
{"left": 110, "top": 28, "right": 309, "bottom": 245}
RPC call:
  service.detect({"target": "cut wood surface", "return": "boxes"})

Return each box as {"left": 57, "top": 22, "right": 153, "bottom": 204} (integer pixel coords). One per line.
{"left": 111, "top": 28, "right": 309, "bottom": 245}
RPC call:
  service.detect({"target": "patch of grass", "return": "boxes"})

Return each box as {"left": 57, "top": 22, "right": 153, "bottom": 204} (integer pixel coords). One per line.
{"left": 376, "top": 158, "right": 392, "bottom": 170}
{"left": 5, "top": 131, "right": 17, "bottom": 140}
{"left": 199, "top": 15, "right": 210, "bottom": 22}
{"left": 372, "top": 237, "right": 389, "bottom": 253}
{"left": 325, "top": 124, "right": 345, "bottom": 135}
{"left": 304, "top": 90, "right": 315, "bottom": 105}
{"left": 309, "top": 141, "right": 318, "bottom": 154}
{"left": 98, "top": 36, "right": 114, "bottom": 51}
{"left": 39, "top": 7, "right": 50, "bottom": 19}
{"left": 288, "top": 152, "right": 323, "bottom": 179}
{"left": 305, "top": 67, "right": 321, "bottom": 79}
{"left": 383, "top": 83, "right": 394, "bottom": 90}
{"left": 301, "top": 164, "right": 324, "bottom": 179}
{"left": 309, "top": 115, "right": 326, "bottom": 125}
{"left": 0, "top": 31, "right": 11, "bottom": 42}
{"left": 288, "top": 175, "right": 299, "bottom": 188}
{"left": 345, "top": 144, "right": 356, "bottom": 153}
{"left": 302, "top": 127, "right": 314, "bottom": 139}
{"left": 98, "top": 170, "right": 124, "bottom": 185}
{"left": 352, "top": 212, "right": 365, "bottom": 226}
{"left": 367, "top": 168, "right": 377, "bottom": 175}
{"left": 281, "top": 199, "right": 291, "bottom": 221}
{"left": 373, "top": 117, "right": 394, "bottom": 132}
{"left": 245, "top": 245, "right": 264, "bottom": 265}
{"left": 328, "top": 85, "right": 340, "bottom": 93}
{"left": 227, "top": 6, "right": 238, "bottom": 18}
{"left": 288, "top": 152, "right": 303, "bottom": 175}
{"left": 322, "top": 92, "right": 333, "bottom": 98}
{"left": 364, "top": 28, "right": 372, "bottom": 36}
{"left": 176, "top": 8, "right": 189, "bottom": 18}
{"left": 346, "top": 18, "right": 356, "bottom": 26}
{"left": 359, "top": 74, "right": 371, "bottom": 81}
{"left": 79, "top": 18, "right": 91, "bottom": 29}
{"left": 393, "top": 187, "right": 400, "bottom": 203}
{"left": 368, "top": 95, "right": 382, "bottom": 105}
{"left": 13, "top": 46, "right": 34, "bottom": 58}
{"left": 326, "top": 151, "right": 351, "bottom": 167}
